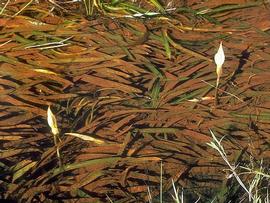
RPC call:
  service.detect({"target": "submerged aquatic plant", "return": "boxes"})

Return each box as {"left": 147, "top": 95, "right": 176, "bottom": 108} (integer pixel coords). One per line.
{"left": 207, "top": 130, "right": 270, "bottom": 202}
{"left": 207, "top": 130, "right": 252, "bottom": 201}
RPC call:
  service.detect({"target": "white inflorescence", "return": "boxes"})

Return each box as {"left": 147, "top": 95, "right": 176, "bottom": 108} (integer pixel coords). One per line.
{"left": 214, "top": 42, "right": 225, "bottom": 88}
{"left": 214, "top": 42, "right": 225, "bottom": 71}
{"left": 47, "top": 106, "right": 59, "bottom": 136}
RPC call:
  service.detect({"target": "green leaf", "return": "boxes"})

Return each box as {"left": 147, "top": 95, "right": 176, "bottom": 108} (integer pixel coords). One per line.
{"left": 77, "top": 189, "right": 92, "bottom": 198}
{"left": 162, "top": 30, "right": 171, "bottom": 59}
{"left": 150, "top": 78, "right": 161, "bottom": 108}
{"left": 135, "top": 127, "right": 179, "bottom": 134}
{"left": 12, "top": 161, "right": 37, "bottom": 182}
{"left": 111, "top": 0, "right": 123, "bottom": 5}
{"left": 145, "top": 63, "right": 163, "bottom": 77}
{"left": 171, "top": 86, "right": 212, "bottom": 104}
{"left": 207, "top": 2, "right": 262, "bottom": 15}
{"left": 11, "top": 160, "right": 33, "bottom": 172}
{"left": 51, "top": 157, "right": 122, "bottom": 178}
{"left": 75, "top": 171, "right": 105, "bottom": 188}
{"left": 106, "top": 2, "right": 147, "bottom": 14}
{"left": 148, "top": 0, "right": 165, "bottom": 13}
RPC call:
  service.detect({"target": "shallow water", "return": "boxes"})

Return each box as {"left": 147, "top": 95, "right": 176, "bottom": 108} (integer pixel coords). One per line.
{"left": 1, "top": 0, "right": 270, "bottom": 202}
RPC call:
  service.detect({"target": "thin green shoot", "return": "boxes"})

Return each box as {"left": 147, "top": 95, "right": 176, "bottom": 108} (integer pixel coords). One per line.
{"left": 207, "top": 129, "right": 253, "bottom": 201}
{"left": 148, "top": 0, "right": 165, "bottom": 13}
{"left": 106, "top": 194, "right": 114, "bottom": 203}
{"left": 12, "top": 0, "right": 34, "bottom": 17}
{"left": 147, "top": 186, "right": 153, "bottom": 203}
{"left": 171, "top": 179, "right": 182, "bottom": 203}
{"left": 25, "top": 36, "right": 73, "bottom": 50}
{"left": 0, "top": 0, "right": 10, "bottom": 15}
{"left": 160, "top": 160, "right": 163, "bottom": 203}
{"left": 201, "top": 80, "right": 243, "bottom": 102}
{"left": 83, "top": 0, "right": 95, "bottom": 16}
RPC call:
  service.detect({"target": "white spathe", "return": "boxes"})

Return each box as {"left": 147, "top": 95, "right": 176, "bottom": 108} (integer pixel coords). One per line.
{"left": 214, "top": 42, "right": 225, "bottom": 88}
{"left": 214, "top": 42, "right": 225, "bottom": 74}
{"left": 47, "top": 106, "right": 59, "bottom": 136}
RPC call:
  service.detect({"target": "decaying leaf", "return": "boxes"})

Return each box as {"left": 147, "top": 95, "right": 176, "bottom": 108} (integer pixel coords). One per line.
{"left": 65, "top": 133, "right": 105, "bottom": 144}
{"left": 33, "top": 69, "right": 58, "bottom": 75}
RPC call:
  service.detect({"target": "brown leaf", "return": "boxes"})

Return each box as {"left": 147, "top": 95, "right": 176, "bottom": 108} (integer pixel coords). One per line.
{"left": 80, "top": 75, "right": 142, "bottom": 93}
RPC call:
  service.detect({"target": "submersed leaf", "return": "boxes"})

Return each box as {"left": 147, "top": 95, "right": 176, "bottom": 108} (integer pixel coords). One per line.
{"left": 34, "top": 69, "right": 58, "bottom": 75}
{"left": 148, "top": 0, "right": 165, "bottom": 13}
{"left": 162, "top": 29, "right": 171, "bottom": 59}
{"left": 65, "top": 133, "right": 105, "bottom": 144}
{"left": 12, "top": 161, "right": 37, "bottom": 182}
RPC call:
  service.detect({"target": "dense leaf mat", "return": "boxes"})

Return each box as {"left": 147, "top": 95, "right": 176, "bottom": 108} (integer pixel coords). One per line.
{"left": 0, "top": 0, "right": 270, "bottom": 202}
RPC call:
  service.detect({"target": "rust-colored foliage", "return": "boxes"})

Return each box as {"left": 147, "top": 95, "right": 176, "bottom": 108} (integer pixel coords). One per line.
{"left": 1, "top": 0, "right": 270, "bottom": 202}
